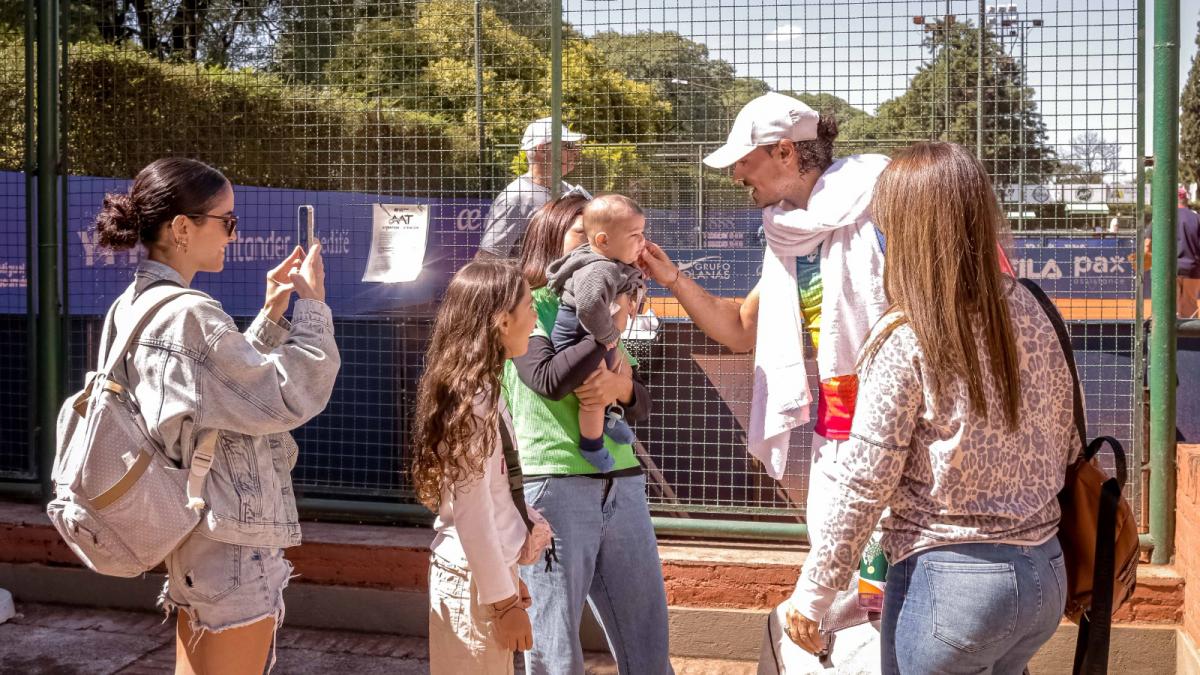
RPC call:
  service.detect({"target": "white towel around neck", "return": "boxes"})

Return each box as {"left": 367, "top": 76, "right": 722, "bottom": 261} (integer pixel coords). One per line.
{"left": 747, "top": 154, "right": 891, "bottom": 479}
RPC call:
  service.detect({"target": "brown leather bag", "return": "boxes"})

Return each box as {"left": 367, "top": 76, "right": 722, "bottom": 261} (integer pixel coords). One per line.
{"left": 1058, "top": 440, "right": 1140, "bottom": 625}
{"left": 1022, "top": 279, "right": 1139, "bottom": 675}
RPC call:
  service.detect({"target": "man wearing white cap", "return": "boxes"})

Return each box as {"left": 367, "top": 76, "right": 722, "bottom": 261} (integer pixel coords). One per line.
{"left": 477, "top": 117, "right": 587, "bottom": 258}
{"left": 639, "top": 92, "right": 891, "bottom": 670}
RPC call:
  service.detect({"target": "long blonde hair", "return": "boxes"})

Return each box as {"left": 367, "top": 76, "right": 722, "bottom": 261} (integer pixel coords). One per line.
{"left": 411, "top": 260, "right": 526, "bottom": 510}
{"left": 864, "top": 142, "right": 1021, "bottom": 429}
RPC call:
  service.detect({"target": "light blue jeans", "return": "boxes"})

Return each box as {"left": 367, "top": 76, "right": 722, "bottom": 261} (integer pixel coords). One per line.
{"left": 881, "top": 538, "right": 1067, "bottom": 674}
{"left": 520, "top": 474, "right": 674, "bottom": 675}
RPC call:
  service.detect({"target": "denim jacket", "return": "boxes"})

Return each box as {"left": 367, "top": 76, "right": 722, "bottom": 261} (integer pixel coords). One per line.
{"left": 109, "top": 260, "right": 340, "bottom": 549}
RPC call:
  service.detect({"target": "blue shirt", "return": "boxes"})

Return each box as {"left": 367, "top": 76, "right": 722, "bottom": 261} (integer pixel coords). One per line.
{"left": 1179, "top": 206, "right": 1200, "bottom": 279}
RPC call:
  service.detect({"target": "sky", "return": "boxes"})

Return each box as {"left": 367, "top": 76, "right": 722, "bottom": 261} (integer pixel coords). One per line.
{"left": 566, "top": 0, "right": 1200, "bottom": 182}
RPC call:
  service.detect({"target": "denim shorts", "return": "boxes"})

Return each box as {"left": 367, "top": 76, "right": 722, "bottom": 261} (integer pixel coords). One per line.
{"left": 159, "top": 531, "right": 293, "bottom": 637}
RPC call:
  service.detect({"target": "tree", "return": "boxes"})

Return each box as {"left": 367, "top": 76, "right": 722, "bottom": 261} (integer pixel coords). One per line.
{"left": 590, "top": 31, "right": 746, "bottom": 140}
{"left": 61, "top": 0, "right": 281, "bottom": 67}
{"left": 1058, "top": 132, "right": 1121, "bottom": 183}
{"left": 843, "top": 22, "right": 1056, "bottom": 184}
{"left": 1181, "top": 14, "right": 1200, "bottom": 185}
{"left": 324, "top": 1, "right": 671, "bottom": 166}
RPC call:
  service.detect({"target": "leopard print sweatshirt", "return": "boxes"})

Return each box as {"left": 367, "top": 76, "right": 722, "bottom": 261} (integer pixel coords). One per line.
{"left": 802, "top": 280, "right": 1079, "bottom": 594}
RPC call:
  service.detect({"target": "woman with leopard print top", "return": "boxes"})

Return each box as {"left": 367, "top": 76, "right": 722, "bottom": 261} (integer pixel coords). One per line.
{"left": 782, "top": 142, "right": 1078, "bottom": 674}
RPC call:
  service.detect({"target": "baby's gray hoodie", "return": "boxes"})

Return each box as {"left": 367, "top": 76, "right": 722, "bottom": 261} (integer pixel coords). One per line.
{"left": 545, "top": 244, "right": 645, "bottom": 345}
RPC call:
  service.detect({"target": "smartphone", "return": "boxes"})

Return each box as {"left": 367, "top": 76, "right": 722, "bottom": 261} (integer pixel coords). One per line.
{"left": 296, "top": 205, "right": 315, "bottom": 249}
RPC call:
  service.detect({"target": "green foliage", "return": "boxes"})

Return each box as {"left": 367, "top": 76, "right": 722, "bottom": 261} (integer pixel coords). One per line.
{"left": 0, "top": 39, "right": 478, "bottom": 192}
{"left": 779, "top": 91, "right": 869, "bottom": 124}
{"left": 3, "top": 1, "right": 1065, "bottom": 208}
{"left": 0, "top": 37, "right": 22, "bottom": 171}
{"left": 323, "top": 1, "right": 670, "bottom": 190}
{"left": 1181, "top": 14, "right": 1200, "bottom": 185}
{"left": 838, "top": 23, "right": 1056, "bottom": 183}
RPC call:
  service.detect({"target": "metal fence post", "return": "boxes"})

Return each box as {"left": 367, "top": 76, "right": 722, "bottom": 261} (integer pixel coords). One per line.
{"left": 550, "top": 0, "right": 562, "bottom": 199}
{"left": 976, "top": 0, "right": 984, "bottom": 159}
{"left": 1134, "top": 0, "right": 1150, "bottom": 538}
{"left": 1148, "top": 0, "right": 1179, "bottom": 565}
{"left": 473, "top": 0, "right": 485, "bottom": 163}
{"left": 35, "top": 0, "right": 62, "bottom": 501}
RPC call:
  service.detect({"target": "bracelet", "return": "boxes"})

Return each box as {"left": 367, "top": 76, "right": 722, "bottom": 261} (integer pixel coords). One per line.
{"left": 666, "top": 268, "right": 681, "bottom": 290}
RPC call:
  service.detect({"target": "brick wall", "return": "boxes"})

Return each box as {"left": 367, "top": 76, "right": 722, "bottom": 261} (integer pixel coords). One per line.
{"left": 1177, "top": 444, "right": 1200, "bottom": 643}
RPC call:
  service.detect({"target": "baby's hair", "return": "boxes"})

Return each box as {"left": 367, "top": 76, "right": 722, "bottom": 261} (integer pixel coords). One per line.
{"left": 582, "top": 194, "right": 644, "bottom": 241}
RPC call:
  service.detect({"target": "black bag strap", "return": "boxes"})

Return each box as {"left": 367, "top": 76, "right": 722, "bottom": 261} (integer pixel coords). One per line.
{"left": 498, "top": 414, "right": 534, "bottom": 531}
{"left": 1019, "top": 279, "right": 1116, "bottom": 675}
{"left": 1018, "top": 279, "right": 1088, "bottom": 451}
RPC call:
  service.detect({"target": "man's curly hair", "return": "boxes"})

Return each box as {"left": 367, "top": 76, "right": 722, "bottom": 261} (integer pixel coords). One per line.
{"left": 769, "top": 113, "right": 840, "bottom": 175}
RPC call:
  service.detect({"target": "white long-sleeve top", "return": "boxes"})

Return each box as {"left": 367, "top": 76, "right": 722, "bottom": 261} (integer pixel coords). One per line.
{"left": 431, "top": 396, "right": 528, "bottom": 605}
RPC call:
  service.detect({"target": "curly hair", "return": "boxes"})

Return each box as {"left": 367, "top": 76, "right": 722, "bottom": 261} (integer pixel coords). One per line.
{"left": 411, "top": 260, "right": 527, "bottom": 511}
{"left": 769, "top": 113, "right": 840, "bottom": 176}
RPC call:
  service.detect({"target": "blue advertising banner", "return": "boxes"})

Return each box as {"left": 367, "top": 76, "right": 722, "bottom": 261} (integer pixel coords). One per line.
{"left": 0, "top": 171, "right": 1142, "bottom": 316}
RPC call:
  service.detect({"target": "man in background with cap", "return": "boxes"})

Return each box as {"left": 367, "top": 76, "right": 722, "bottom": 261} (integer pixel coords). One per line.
{"left": 639, "top": 91, "right": 891, "bottom": 669}
{"left": 476, "top": 117, "right": 587, "bottom": 258}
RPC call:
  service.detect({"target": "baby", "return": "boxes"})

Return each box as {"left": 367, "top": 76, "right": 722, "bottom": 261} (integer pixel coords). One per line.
{"left": 545, "top": 194, "right": 647, "bottom": 472}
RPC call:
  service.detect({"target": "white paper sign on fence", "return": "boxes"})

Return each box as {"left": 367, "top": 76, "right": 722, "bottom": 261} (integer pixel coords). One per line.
{"left": 363, "top": 204, "right": 429, "bottom": 283}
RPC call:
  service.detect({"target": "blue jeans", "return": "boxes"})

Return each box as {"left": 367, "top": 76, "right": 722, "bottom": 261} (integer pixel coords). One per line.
{"left": 881, "top": 538, "right": 1067, "bottom": 674}
{"left": 520, "top": 474, "right": 673, "bottom": 675}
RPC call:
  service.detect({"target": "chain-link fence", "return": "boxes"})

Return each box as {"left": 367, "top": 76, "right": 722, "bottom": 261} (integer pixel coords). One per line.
{"left": 0, "top": 3, "right": 31, "bottom": 481}
{"left": 0, "top": 0, "right": 1146, "bottom": 528}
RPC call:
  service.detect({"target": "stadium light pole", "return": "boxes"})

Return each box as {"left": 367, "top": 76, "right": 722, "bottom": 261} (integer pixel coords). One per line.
{"left": 987, "top": 3, "right": 1042, "bottom": 215}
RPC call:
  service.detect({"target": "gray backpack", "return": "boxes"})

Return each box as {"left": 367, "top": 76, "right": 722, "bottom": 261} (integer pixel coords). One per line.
{"left": 47, "top": 283, "right": 216, "bottom": 577}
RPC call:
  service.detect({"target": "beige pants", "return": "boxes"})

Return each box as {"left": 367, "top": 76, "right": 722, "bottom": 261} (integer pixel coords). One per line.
{"left": 1179, "top": 277, "right": 1200, "bottom": 318}
{"left": 428, "top": 555, "right": 517, "bottom": 675}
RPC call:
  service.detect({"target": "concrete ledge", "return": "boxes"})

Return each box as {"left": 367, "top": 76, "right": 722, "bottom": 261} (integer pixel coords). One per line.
{"left": 1180, "top": 628, "right": 1200, "bottom": 675}
{"left": 0, "top": 501, "right": 1184, "bottom": 622}
{"left": 0, "top": 561, "right": 1180, "bottom": 671}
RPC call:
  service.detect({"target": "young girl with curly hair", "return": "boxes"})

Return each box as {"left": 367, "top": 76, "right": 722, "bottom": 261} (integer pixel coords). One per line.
{"left": 411, "top": 259, "right": 545, "bottom": 674}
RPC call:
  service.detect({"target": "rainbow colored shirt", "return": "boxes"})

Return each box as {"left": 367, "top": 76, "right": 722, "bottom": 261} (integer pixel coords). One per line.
{"left": 797, "top": 254, "right": 858, "bottom": 440}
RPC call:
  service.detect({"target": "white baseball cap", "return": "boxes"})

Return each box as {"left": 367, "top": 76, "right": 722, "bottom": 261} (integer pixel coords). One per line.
{"left": 520, "top": 117, "right": 586, "bottom": 151}
{"left": 703, "top": 92, "right": 820, "bottom": 169}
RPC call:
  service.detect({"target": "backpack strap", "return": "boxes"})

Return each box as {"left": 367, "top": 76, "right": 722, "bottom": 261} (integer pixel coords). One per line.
{"left": 101, "top": 282, "right": 216, "bottom": 511}
{"left": 1019, "top": 278, "right": 1118, "bottom": 675}
{"left": 499, "top": 415, "right": 534, "bottom": 531}
{"left": 186, "top": 430, "right": 218, "bottom": 512}
{"left": 101, "top": 283, "right": 204, "bottom": 379}
{"left": 95, "top": 288, "right": 126, "bottom": 369}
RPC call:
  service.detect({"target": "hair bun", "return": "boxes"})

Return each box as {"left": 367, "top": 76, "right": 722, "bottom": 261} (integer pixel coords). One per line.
{"left": 94, "top": 192, "right": 142, "bottom": 250}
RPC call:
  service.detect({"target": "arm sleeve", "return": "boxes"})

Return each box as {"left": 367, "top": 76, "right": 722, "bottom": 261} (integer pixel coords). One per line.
{"left": 478, "top": 191, "right": 523, "bottom": 257}
{"left": 572, "top": 263, "right": 622, "bottom": 345}
{"left": 512, "top": 332, "right": 607, "bottom": 400}
{"left": 796, "top": 327, "right": 922, "bottom": 615}
{"left": 621, "top": 368, "right": 652, "bottom": 423}
{"left": 193, "top": 298, "right": 341, "bottom": 436}
{"left": 244, "top": 311, "right": 291, "bottom": 354}
{"left": 449, "top": 449, "right": 518, "bottom": 604}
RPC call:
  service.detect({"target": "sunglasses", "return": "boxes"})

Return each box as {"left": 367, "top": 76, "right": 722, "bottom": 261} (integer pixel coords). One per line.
{"left": 187, "top": 212, "right": 238, "bottom": 236}
{"left": 562, "top": 184, "right": 593, "bottom": 200}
